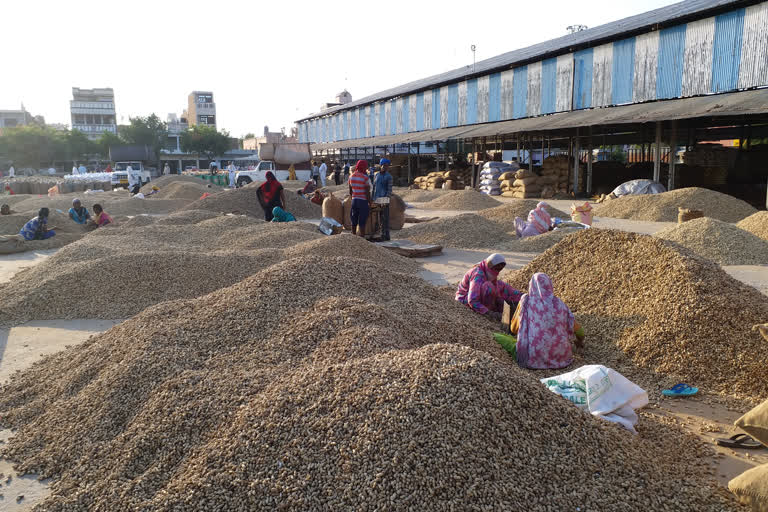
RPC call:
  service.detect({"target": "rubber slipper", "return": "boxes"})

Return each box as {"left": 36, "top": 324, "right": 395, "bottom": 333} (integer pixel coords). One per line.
{"left": 715, "top": 433, "right": 764, "bottom": 449}
{"left": 661, "top": 383, "right": 698, "bottom": 397}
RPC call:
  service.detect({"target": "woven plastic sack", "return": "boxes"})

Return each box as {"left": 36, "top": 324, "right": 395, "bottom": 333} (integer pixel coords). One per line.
{"left": 571, "top": 202, "right": 593, "bottom": 226}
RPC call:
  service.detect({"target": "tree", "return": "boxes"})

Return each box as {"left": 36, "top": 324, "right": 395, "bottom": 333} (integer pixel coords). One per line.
{"left": 119, "top": 114, "right": 168, "bottom": 164}
{"left": 181, "top": 125, "right": 231, "bottom": 163}
{"left": 0, "top": 125, "right": 80, "bottom": 168}
{"left": 96, "top": 132, "right": 124, "bottom": 159}
{"left": 242, "top": 132, "right": 256, "bottom": 139}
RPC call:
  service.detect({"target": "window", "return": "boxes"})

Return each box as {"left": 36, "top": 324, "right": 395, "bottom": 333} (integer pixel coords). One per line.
{"left": 197, "top": 94, "right": 213, "bottom": 103}
{"left": 3, "top": 118, "right": 17, "bottom": 127}
{"left": 198, "top": 115, "right": 216, "bottom": 125}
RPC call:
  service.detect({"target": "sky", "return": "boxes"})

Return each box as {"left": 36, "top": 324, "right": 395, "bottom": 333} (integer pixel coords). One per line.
{"left": 2, "top": 0, "right": 679, "bottom": 138}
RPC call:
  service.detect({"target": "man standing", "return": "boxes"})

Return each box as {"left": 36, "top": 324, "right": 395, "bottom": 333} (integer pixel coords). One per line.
{"left": 348, "top": 160, "right": 371, "bottom": 238}
{"left": 164, "top": 163, "right": 171, "bottom": 176}
{"left": 311, "top": 161, "right": 320, "bottom": 187}
{"left": 227, "top": 161, "right": 237, "bottom": 188}
{"left": 72, "top": 163, "right": 79, "bottom": 175}
{"left": 343, "top": 161, "right": 350, "bottom": 182}
{"left": 78, "top": 163, "right": 88, "bottom": 175}
{"left": 8, "top": 164, "right": 14, "bottom": 178}
{"left": 373, "top": 158, "right": 393, "bottom": 241}
{"left": 318, "top": 158, "right": 328, "bottom": 187}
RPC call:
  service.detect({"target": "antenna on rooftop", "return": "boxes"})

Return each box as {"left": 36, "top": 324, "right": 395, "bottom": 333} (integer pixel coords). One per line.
{"left": 471, "top": 45, "right": 477, "bottom": 73}
{"left": 567, "top": 24, "right": 588, "bottom": 34}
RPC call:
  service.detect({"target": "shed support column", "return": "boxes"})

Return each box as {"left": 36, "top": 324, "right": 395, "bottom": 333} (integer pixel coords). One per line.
{"left": 470, "top": 140, "right": 476, "bottom": 188}
{"left": 416, "top": 143, "right": 420, "bottom": 180}
{"left": 653, "top": 121, "right": 661, "bottom": 182}
{"left": 586, "top": 126, "right": 593, "bottom": 195}
{"left": 540, "top": 135, "right": 545, "bottom": 167}
{"left": 407, "top": 143, "right": 413, "bottom": 184}
{"left": 572, "top": 129, "right": 580, "bottom": 194}
{"left": 668, "top": 120, "right": 677, "bottom": 191}
{"left": 516, "top": 136, "right": 521, "bottom": 163}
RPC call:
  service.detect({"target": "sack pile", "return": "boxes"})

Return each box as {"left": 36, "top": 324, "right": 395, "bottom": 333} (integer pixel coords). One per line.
{"left": 541, "top": 155, "right": 583, "bottom": 195}
{"left": 500, "top": 168, "right": 547, "bottom": 199}
{"left": 479, "top": 162, "right": 516, "bottom": 196}
{"left": 413, "top": 171, "right": 465, "bottom": 190}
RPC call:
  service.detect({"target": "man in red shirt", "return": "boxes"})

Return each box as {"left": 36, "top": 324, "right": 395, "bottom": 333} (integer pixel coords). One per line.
{"left": 348, "top": 160, "right": 372, "bottom": 237}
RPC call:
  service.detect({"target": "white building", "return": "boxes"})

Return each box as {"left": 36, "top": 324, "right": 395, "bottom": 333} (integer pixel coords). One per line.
{"left": 70, "top": 87, "right": 117, "bottom": 140}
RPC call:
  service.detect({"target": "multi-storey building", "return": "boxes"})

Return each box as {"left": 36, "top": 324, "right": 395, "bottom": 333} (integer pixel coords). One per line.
{"left": 70, "top": 87, "right": 117, "bottom": 140}
{"left": 0, "top": 109, "right": 34, "bottom": 129}
{"left": 187, "top": 91, "right": 216, "bottom": 128}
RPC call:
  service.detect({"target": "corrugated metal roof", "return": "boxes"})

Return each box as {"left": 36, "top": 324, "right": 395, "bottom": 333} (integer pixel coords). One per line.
{"left": 309, "top": 88, "right": 768, "bottom": 151}
{"left": 298, "top": 0, "right": 747, "bottom": 122}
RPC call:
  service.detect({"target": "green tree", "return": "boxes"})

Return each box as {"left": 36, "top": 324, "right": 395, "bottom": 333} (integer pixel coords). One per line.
{"left": 96, "top": 131, "right": 124, "bottom": 159}
{"left": 181, "top": 125, "right": 231, "bottom": 163}
{"left": 242, "top": 132, "right": 256, "bottom": 139}
{"left": 0, "top": 125, "right": 76, "bottom": 167}
{"left": 119, "top": 114, "right": 168, "bottom": 163}
{"left": 67, "top": 129, "right": 98, "bottom": 161}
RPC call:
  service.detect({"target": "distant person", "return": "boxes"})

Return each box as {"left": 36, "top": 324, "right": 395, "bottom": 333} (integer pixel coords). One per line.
{"left": 332, "top": 161, "right": 342, "bottom": 186}
{"left": 68, "top": 198, "right": 91, "bottom": 225}
{"left": 310, "top": 189, "right": 325, "bottom": 205}
{"left": 256, "top": 171, "right": 285, "bottom": 222}
{"left": 78, "top": 163, "right": 87, "bottom": 175}
{"left": 3, "top": 185, "right": 14, "bottom": 195}
{"left": 72, "top": 163, "right": 79, "bottom": 175}
{"left": 8, "top": 165, "right": 14, "bottom": 178}
{"left": 19, "top": 208, "right": 56, "bottom": 240}
{"left": 373, "top": 158, "right": 393, "bottom": 241}
{"left": 343, "top": 161, "right": 350, "bottom": 182}
{"left": 311, "top": 161, "right": 320, "bottom": 187}
{"left": 227, "top": 161, "right": 237, "bottom": 188}
{"left": 105, "top": 164, "right": 113, "bottom": 173}
{"left": 455, "top": 253, "right": 522, "bottom": 320}
{"left": 348, "top": 160, "right": 372, "bottom": 237}
{"left": 91, "top": 203, "right": 113, "bottom": 228}
{"left": 298, "top": 179, "right": 316, "bottom": 198}
{"left": 1, "top": 204, "right": 11, "bottom": 215}
{"left": 318, "top": 158, "right": 328, "bottom": 187}
{"left": 163, "top": 163, "right": 171, "bottom": 176}
{"left": 127, "top": 166, "right": 141, "bottom": 194}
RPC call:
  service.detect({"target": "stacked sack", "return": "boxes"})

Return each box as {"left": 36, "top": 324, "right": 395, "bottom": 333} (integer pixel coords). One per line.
{"left": 541, "top": 155, "right": 585, "bottom": 195}
{"left": 413, "top": 172, "right": 446, "bottom": 190}
{"left": 500, "top": 168, "right": 549, "bottom": 199}
{"left": 441, "top": 170, "right": 466, "bottom": 190}
{"left": 479, "top": 162, "right": 517, "bottom": 196}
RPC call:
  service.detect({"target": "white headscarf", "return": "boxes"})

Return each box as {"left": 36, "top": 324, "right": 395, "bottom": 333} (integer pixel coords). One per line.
{"left": 485, "top": 253, "right": 505, "bottom": 267}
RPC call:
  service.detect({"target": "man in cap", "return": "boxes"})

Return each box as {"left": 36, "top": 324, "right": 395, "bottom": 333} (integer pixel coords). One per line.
{"left": 373, "top": 158, "right": 393, "bottom": 241}
{"left": 455, "top": 253, "right": 522, "bottom": 320}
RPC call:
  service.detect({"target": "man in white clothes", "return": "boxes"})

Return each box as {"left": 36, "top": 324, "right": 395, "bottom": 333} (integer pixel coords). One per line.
{"left": 227, "top": 161, "right": 237, "bottom": 188}
{"left": 8, "top": 165, "right": 14, "bottom": 178}
{"left": 318, "top": 158, "right": 328, "bottom": 187}
{"left": 72, "top": 163, "right": 79, "bottom": 175}
{"left": 163, "top": 163, "right": 170, "bottom": 176}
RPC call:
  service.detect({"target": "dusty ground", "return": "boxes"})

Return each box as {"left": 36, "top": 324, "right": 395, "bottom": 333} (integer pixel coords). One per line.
{"left": 0, "top": 204, "right": 766, "bottom": 509}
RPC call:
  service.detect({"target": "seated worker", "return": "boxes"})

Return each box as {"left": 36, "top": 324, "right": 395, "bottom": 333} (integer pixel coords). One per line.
{"left": 91, "top": 203, "right": 113, "bottom": 228}
{"left": 1, "top": 204, "right": 11, "bottom": 215}
{"left": 19, "top": 208, "right": 56, "bottom": 240}
{"left": 456, "top": 254, "right": 522, "bottom": 320}
{"left": 510, "top": 272, "right": 585, "bottom": 369}
{"left": 310, "top": 189, "right": 325, "bottom": 206}
{"left": 300, "top": 179, "right": 316, "bottom": 198}
{"left": 145, "top": 185, "right": 160, "bottom": 196}
{"left": 271, "top": 206, "right": 296, "bottom": 222}
{"left": 514, "top": 201, "right": 552, "bottom": 239}
{"left": 68, "top": 198, "right": 91, "bottom": 224}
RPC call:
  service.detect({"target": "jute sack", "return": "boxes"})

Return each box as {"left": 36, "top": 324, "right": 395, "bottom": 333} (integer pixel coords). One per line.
{"left": 678, "top": 208, "right": 704, "bottom": 223}
{"left": 342, "top": 196, "right": 352, "bottom": 230}
{"left": 729, "top": 464, "right": 768, "bottom": 512}
{"left": 501, "top": 191, "right": 517, "bottom": 198}
{"left": 499, "top": 171, "right": 516, "bottom": 181}
{"left": 735, "top": 399, "right": 768, "bottom": 448}
{"left": 0, "top": 234, "right": 25, "bottom": 255}
{"left": 514, "top": 169, "right": 536, "bottom": 179}
{"left": 389, "top": 194, "right": 406, "bottom": 230}
{"left": 513, "top": 177, "right": 538, "bottom": 187}
{"left": 321, "top": 192, "right": 344, "bottom": 225}
{"left": 500, "top": 179, "right": 515, "bottom": 189}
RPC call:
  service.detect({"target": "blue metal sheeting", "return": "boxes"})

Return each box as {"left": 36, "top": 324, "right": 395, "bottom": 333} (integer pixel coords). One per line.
{"left": 712, "top": 8, "right": 746, "bottom": 92}
{"left": 612, "top": 38, "right": 636, "bottom": 104}
{"left": 299, "top": 1, "right": 768, "bottom": 144}
{"left": 541, "top": 58, "right": 558, "bottom": 114}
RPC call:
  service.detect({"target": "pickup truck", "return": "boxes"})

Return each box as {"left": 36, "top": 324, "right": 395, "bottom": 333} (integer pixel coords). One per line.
{"left": 235, "top": 160, "right": 312, "bottom": 187}
{"left": 112, "top": 162, "right": 152, "bottom": 189}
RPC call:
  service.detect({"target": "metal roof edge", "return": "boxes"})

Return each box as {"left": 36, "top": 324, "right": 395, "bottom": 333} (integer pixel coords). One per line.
{"left": 297, "top": 0, "right": 751, "bottom": 123}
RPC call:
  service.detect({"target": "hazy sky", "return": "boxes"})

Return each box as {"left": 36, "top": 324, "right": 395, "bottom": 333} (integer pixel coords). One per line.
{"left": 3, "top": 0, "right": 678, "bottom": 137}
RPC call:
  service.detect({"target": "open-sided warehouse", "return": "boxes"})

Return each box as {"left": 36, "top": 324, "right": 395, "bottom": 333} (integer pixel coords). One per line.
{"left": 297, "top": 0, "right": 768, "bottom": 205}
